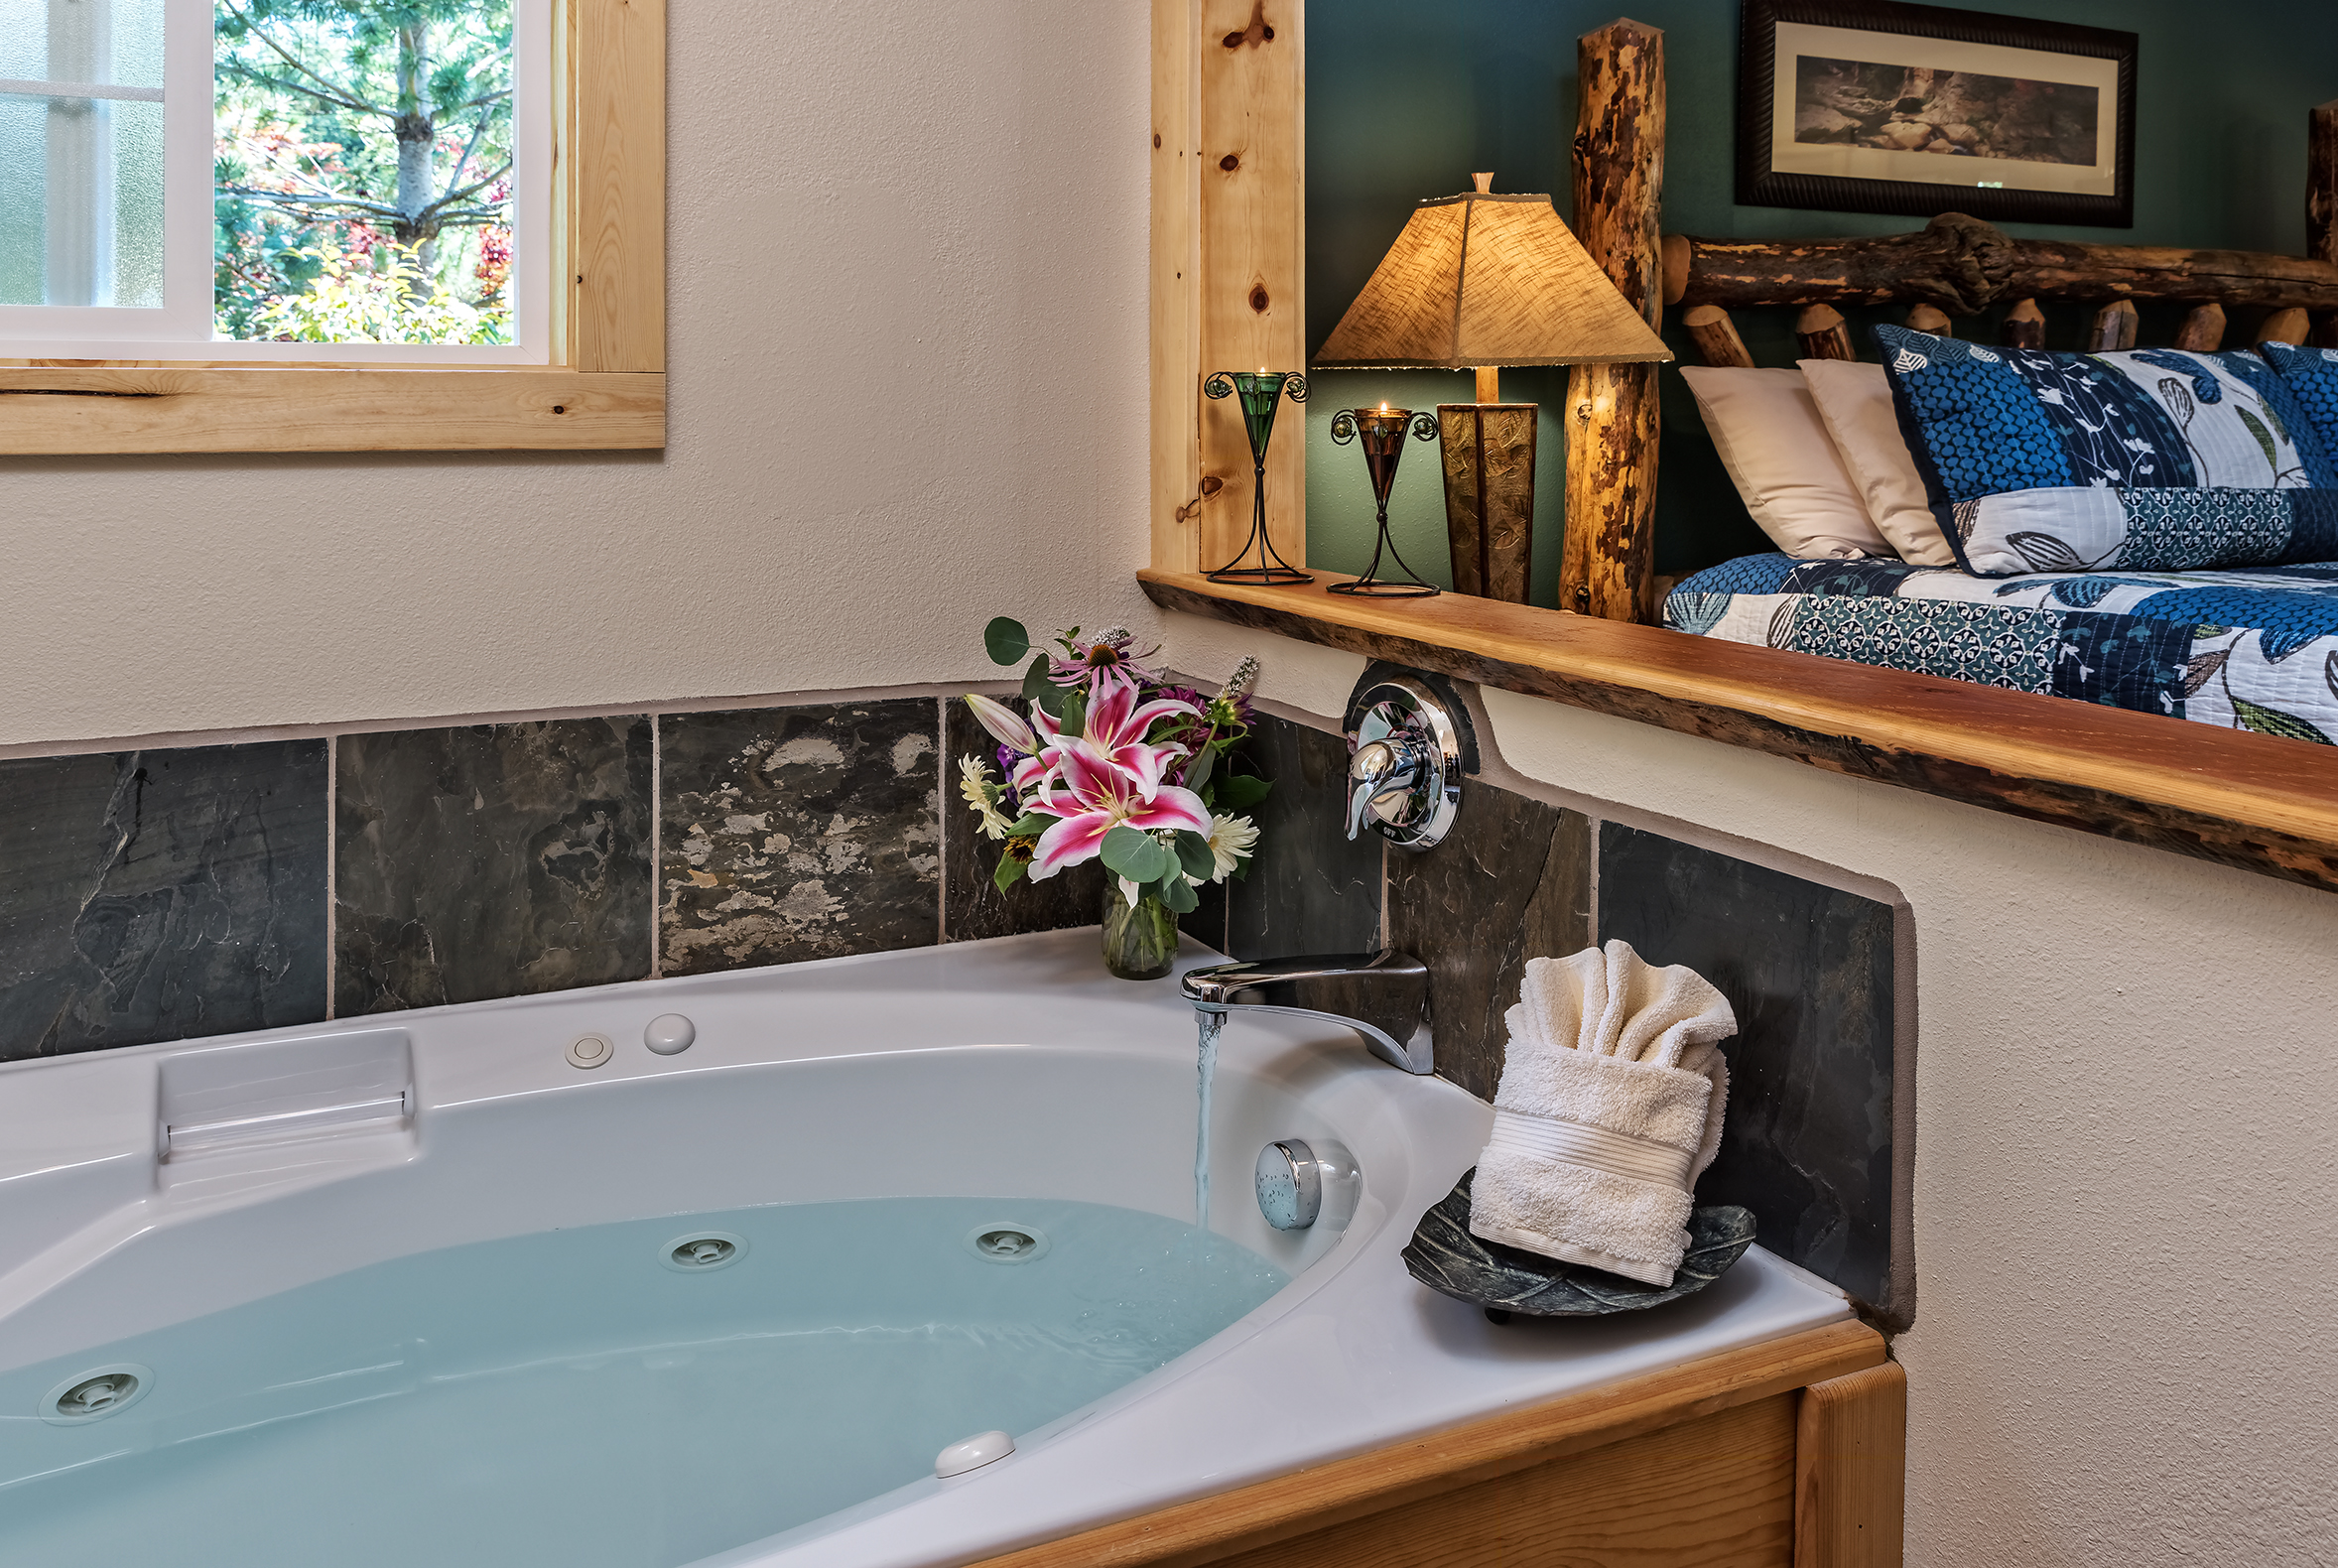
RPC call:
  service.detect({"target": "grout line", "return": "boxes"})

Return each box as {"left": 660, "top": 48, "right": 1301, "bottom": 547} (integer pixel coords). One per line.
{"left": 323, "top": 733, "right": 337, "bottom": 1020}
{"left": 935, "top": 697, "right": 949, "bottom": 947}
{"left": 648, "top": 713, "right": 663, "bottom": 980}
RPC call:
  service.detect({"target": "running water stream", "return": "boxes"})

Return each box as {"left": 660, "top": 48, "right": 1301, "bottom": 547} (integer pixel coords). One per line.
{"left": 1193, "top": 1010, "right": 1223, "bottom": 1232}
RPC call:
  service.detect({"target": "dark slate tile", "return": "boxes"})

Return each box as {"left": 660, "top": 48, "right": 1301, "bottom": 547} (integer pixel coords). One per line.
{"left": 0, "top": 741, "right": 327, "bottom": 1059}
{"left": 1598, "top": 823, "right": 1898, "bottom": 1318}
{"left": 1386, "top": 784, "right": 1592, "bottom": 1103}
{"left": 662, "top": 701, "right": 939, "bottom": 976}
{"left": 942, "top": 695, "right": 1105, "bottom": 943}
{"left": 335, "top": 719, "right": 652, "bottom": 1013}
{"left": 1225, "top": 714, "right": 1382, "bottom": 959}
{"left": 1180, "top": 870, "right": 1230, "bottom": 956}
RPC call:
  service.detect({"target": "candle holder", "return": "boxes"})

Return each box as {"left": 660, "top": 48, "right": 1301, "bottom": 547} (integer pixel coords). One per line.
{"left": 1204, "top": 370, "right": 1311, "bottom": 586}
{"left": 1327, "top": 406, "right": 1443, "bottom": 597}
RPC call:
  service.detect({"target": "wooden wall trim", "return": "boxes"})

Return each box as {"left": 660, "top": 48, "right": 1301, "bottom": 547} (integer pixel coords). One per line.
{"left": 1795, "top": 1363, "right": 1908, "bottom": 1568}
{"left": 972, "top": 1319, "right": 1884, "bottom": 1568}
{"left": 1142, "top": 569, "right": 2338, "bottom": 896}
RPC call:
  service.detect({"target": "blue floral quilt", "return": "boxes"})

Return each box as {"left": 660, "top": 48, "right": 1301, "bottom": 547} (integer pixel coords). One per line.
{"left": 1666, "top": 554, "right": 2338, "bottom": 746}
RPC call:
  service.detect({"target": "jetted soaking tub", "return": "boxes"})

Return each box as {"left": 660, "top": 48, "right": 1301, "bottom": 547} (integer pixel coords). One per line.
{"left": 0, "top": 929, "right": 1854, "bottom": 1568}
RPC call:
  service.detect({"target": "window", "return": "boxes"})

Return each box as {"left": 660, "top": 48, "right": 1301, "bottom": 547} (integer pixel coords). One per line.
{"left": 0, "top": 0, "right": 662, "bottom": 454}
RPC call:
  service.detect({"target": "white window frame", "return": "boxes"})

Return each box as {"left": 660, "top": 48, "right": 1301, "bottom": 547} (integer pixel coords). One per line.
{"left": 0, "top": 0, "right": 553, "bottom": 363}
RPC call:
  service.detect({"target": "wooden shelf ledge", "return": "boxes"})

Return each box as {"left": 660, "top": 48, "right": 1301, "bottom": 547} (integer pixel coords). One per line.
{"left": 1141, "top": 570, "right": 2338, "bottom": 896}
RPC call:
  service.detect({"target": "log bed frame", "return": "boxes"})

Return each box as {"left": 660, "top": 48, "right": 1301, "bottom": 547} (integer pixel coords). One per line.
{"left": 1145, "top": 6, "right": 2338, "bottom": 898}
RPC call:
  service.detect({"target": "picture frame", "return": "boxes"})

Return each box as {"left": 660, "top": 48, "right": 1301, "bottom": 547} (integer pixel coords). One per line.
{"left": 1738, "top": 0, "right": 2137, "bottom": 227}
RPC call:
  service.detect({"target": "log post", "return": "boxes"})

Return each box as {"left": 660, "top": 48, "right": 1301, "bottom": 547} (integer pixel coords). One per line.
{"left": 2260, "top": 306, "right": 2311, "bottom": 345}
{"left": 2173, "top": 303, "right": 2226, "bottom": 352}
{"left": 2311, "top": 100, "right": 2338, "bottom": 344}
{"left": 1999, "top": 299, "right": 2044, "bottom": 349}
{"left": 1561, "top": 18, "right": 1665, "bottom": 625}
{"left": 1905, "top": 304, "right": 1951, "bottom": 335}
{"left": 2087, "top": 300, "right": 2139, "bottom": 351}
{"left": 1796, "top": 305, "right": 1855, "bottom": 361}
{"left": 1682, "top": 304, "right": 1754, "bottom": 367}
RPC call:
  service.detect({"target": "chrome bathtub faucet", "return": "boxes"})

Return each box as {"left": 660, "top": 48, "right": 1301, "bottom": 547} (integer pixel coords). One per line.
{"left": 1180, "top": 952, "right": 1433, "bottom": 1075}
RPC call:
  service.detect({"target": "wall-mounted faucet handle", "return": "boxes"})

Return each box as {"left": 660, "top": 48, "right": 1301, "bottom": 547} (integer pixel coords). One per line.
{"left": 1346, "top": 736, "right": 1423, "bottom": 841}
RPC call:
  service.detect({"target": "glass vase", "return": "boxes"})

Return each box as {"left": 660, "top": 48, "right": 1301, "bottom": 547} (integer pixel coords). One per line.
{"left": 1102, "top": 883, "right": 1179, "bottom": 980}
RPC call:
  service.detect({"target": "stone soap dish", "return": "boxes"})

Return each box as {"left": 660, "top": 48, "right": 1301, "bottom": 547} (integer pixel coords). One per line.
{"left": 1401, "top": 1168, "right": 1756, "bottom": 1322}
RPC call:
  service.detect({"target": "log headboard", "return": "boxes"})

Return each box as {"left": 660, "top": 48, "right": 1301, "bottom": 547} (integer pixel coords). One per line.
{"left": 1557, "top": 56, "right": 2338, "bottom": 624}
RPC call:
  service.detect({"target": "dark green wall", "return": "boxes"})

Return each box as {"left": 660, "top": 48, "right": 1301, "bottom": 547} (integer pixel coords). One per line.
{"left": 1303, "top": 0, "right": 2338, "bottom": 597}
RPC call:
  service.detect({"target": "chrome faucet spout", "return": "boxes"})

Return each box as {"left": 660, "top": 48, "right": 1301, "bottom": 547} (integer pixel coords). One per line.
{"left": 1180, "top": 951, "right": 1432, "bottom": 1075}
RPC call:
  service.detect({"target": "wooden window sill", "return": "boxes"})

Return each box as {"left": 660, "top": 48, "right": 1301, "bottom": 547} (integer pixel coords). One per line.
{"left": 1140, "top": 569, "right": 2338, "bottom": 895}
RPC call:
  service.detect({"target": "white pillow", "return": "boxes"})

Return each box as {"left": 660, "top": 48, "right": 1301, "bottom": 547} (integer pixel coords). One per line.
{"left": 1798, "top": 357, "right": 1958, "bottom": 567}
{"left": 1678, "top": 365, "right": 1891, "bottom": 560}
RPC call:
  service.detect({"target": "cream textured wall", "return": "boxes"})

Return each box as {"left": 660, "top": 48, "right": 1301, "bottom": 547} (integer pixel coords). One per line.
{"left": 1163, "top": 611, "right": 2338, "bottom": 1568}
{"left": 0, "top": 0, "right": 1153, "bottom": 749}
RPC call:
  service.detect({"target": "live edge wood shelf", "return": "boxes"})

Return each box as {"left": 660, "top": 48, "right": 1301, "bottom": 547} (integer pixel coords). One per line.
{"left": 974, "top": 1319, "right": 1899, "bottom": 1568}
{"left": 1143, "top": 570, "right": 2338, "bottom": 897}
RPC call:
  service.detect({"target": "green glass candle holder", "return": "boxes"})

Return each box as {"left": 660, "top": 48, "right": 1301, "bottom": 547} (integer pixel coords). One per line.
{"left": 1204, "top": 370, "right": 1311, "bottom": 586}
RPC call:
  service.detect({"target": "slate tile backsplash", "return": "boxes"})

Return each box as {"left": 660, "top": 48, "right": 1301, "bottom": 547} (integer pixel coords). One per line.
{"left": 1386, "top": 782, "right": 1592, "bottom": 1102}
{"left": 1599, "top": 823, "right": 1899, "bottom": 1319}
{"left": 0, "top": 742, "right": 328, "bottom": 1060}
{"left": 1224, "top": 716, "right": 1381, "bottom": 959}
{"left": 335, "top": 719, "right": 653, "bottom": 1014}
{"left": 942, "top": 695, "right": 1104, "bottom": 943}
{"left": 661, "top": 702, "right": 940, "bottom": 976}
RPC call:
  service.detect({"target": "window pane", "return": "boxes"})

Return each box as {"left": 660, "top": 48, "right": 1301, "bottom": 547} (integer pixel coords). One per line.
{"left": 0, "top": 0, "right": 168, "bottom": 308}
{"left": 214, "top": 0, "right": 515, "bottom": 345}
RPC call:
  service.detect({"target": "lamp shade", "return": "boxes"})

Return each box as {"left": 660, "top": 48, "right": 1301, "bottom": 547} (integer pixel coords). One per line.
{"left": 1312, "top": 191, "right": 1672, "bottom": 369}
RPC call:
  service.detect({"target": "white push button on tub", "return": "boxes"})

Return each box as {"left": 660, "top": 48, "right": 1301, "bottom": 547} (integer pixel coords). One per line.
{"left": 644, "top": 1014, "right": 696, "bottom": 1055}
{"left": 566, "top": 1034, "right": 612, "bottom": 1070}
{"left": 934, "top": 1429, "right": 1014, "bottom": 1478}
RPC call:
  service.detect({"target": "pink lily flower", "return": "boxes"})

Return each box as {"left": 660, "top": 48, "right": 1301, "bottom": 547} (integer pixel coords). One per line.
{"left": 962, "top": 693, "right": 1037, "bottom": 755}
{"left": 1011, "top": 669, "right": 1199, "bottom": 803}
{"left": 1025, "top": 742, "right": 1211, "bottom": 879}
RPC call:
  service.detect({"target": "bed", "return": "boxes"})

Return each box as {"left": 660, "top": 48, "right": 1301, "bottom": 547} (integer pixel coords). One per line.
{"left": 1667, "top": 555, "right": 2338, "bottom": 744}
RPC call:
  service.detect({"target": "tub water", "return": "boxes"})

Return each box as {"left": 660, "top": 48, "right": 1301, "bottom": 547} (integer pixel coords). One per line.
{"left": 0, "top": 930, "right": 1851, "bottom": 1568}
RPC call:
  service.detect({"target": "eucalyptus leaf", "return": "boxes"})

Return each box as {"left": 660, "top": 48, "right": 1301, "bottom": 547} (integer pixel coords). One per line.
{"left": 1059, "top": 688, "right": 1088, "bottom": 740}
{"left": 1155, "top": 873, "right": 1199, "bottom": 914}
{"left": 1100, "top": 825, "right": 1171, "bottom": 882}
{"left": 1173, "top": 830, "right": 1217, "bottom": 881}
{"left": 1021, "top": 653, "right": 1055, "bottom": 704}
{"left": 1184, "top": 745, "right": 1216, "bottom": 793}
{"left": 1004, "top": 812, "right": 1052, "bottom": 839}
{"left": 991, "top": 854, "right": 1028, "bottom": 893}
{"left": 983, "top": 616, "right": 1031, "bottom": 667}
{"left": 1216, "top": 773, "right": 1271, "bottom": 811}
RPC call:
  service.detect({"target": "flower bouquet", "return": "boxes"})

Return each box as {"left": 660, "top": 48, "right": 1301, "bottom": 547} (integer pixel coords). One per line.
{"left": 959, "top": 619, "right": 1270, "bottom": 980}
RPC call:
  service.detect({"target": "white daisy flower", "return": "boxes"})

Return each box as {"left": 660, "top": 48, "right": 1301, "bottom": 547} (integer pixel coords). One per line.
{"left": 1196, "top": 813, "right": 1258, "bottom": 882}
{"left": 958, "top": 755, "right": 1015, "bottom": 841}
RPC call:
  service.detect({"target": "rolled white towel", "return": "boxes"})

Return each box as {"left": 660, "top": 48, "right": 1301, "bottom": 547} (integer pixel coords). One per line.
{"left": 1467, "top": 940, "right": 1735, "bottom": 1287}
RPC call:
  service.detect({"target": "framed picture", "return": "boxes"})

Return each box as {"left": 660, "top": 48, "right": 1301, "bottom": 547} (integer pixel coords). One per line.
{"left": 1739, "top": 0, "right": 2137, "bottom": 227}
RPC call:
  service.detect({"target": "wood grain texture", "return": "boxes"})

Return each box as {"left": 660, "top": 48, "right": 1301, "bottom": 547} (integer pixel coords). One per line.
{"left": 1140, "top": 570, "right": 2338, "bottom": 895}
{"left": 1795, "top": 305, "right": 1855, "bottom": 361}
{"left": 971, "top": 1320, "right": 1883, "bottom": 1568}
{"left": 1903, "top": 304, "right": 1951, "bottom": 335}
{"left": 1795, "top": 1363, "right": 1907, "bottom": 1568}
{"left": 1210, "top": 1394, "right": 1796, "bottom": 1568}
{"left": 2088, "top": 299, "right": 2139, "bottom": 351}
{"left": 1197, "top": 0, "right": 1305, "bottom": 574}
{"left": 1999, "top": 299, "right": 2044, "bottom": 348}
{"left": 1667, "top": 214, "right": 2338, "bottom": 314}
{"left": 2173, "top": 302, "right": 2226, "bottom": 351}
{"left": 563, "top": 0, "right": 665, "bottom": 373}
{"left": 0, "top": 368, "right": 663, "bottom": 453}
{"left": 1151, "top": 0, "right": 1207, "bottom": 573}
{"left": 2259, "top": 306, "right": 2311, "bottom": 345}
{"left": 1561, "top": 19, "right": 1664, "bottom": 624}
{"left": 1683, "top": 305, "right": 1754, "bottom": 367}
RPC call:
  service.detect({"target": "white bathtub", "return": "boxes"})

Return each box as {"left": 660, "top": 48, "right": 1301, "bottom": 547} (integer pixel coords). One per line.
{"left": 0, "top": 929, "right": 1849, "bottom": 1567}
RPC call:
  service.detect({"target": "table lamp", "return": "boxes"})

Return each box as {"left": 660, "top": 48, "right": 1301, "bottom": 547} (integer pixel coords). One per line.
{"left": 1312, "top": 174, "right": 1672, "bottom": 602}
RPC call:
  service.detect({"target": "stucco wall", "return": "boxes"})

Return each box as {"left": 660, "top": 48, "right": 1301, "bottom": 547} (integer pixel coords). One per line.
{"left": 0, "top": 1, "right": 1153, "bottom": 749}
{"left": 1162, "top": 609, "right": 2338, "bottom": 1568}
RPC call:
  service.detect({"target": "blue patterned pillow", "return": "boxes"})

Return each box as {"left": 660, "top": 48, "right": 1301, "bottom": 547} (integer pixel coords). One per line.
{"left": 1874, "top": 325, "right": 2338, "bottom": 576}
{"left": 2252, "top": 340, "right": 2338, "bottom": 452}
